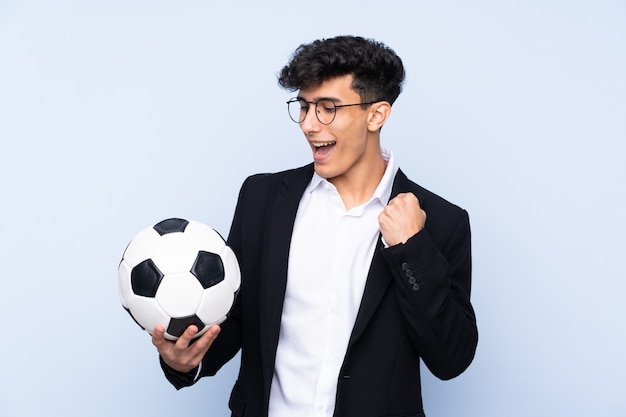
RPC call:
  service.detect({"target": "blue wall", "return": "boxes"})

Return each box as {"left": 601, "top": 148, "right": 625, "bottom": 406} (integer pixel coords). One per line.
{"left": 1, "top": 1, "right": 624, "bottom": 416}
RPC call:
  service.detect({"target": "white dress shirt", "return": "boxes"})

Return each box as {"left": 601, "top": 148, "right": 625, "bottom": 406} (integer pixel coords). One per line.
{"left": 268, "top": 148, "right": 398, "bottom": 417}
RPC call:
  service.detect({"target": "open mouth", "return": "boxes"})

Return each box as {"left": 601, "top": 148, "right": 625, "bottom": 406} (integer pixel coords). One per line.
{"left": 312, "top": 141, "right": 336, "bottom": 157}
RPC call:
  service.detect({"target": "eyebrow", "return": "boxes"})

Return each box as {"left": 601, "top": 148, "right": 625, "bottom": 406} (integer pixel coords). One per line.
{"left": 296, "top": 95, "right": 343, "bottom": 103}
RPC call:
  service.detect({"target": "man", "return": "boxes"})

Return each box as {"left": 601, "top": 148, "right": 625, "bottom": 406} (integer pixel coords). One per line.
{"left": 152, "top": 35, "right": 478, "bottom": 417}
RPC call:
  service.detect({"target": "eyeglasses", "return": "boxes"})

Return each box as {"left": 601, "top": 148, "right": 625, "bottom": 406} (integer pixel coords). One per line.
{"left": 286, "top": 98, "right": 378, "bottom": 125}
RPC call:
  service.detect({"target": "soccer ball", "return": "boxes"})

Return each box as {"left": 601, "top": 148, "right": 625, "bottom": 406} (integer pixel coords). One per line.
{"left": 118, "top": 218, "right": 240, "bottom": 340}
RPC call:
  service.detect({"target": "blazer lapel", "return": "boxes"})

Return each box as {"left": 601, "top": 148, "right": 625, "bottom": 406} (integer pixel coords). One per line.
{"left": 259, "top": 165, "right": 314, "bottom": 386}
{"left": 347, "top": 169, "right": 413, "bottom": 349}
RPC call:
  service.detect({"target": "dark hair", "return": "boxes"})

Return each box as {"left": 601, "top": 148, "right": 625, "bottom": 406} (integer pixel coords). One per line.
{"left": 278, "top": 35, "right": 405, "bottom": 106}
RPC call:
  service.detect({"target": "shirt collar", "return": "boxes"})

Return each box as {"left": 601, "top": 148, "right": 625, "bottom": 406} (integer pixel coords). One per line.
{"left": 373, "top": 147, "right": 398, "bottom": 206}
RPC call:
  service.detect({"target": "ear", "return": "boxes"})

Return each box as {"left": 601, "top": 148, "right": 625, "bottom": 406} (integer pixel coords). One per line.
{"left": 367, "top": 101, "right": 392, "bottom": 132}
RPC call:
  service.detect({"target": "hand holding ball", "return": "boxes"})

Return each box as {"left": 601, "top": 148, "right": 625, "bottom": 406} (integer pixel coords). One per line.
{"left": 118, "top": 218, "right": 240, "bottom": 340}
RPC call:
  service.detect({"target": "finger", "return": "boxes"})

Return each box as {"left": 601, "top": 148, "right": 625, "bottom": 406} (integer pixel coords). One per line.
{"left": 151, "top": 325, "right": 167, "bottom": 347}
{"left": 400, "top": 192, "right": 419, "bottom": 205}
{"left": 204, "top": 325, "right": 221, "bottom": 343}
{"left": 191, "top": 325, "right": 221, "bottom": 352}
{"left": 175, "top": 325, "right": 199, "bottom": 350}
{"left": 388, "top": 193, "right": 411, "bottom": 208}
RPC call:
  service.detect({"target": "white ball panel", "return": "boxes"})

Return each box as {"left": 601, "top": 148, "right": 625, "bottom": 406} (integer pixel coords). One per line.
{"left": 118, "top": 259, "right": 133, "bottom": 308}
{"left": 185, "top": 220, "right": 226, "bottom": 253}
{"left": 122, "top": 227, "right": 160, "bottom": 268}
{"left": 221, "top": 245, "right": 241, "bottom": 290}
{"left": 151, "top": 233, "right": 198, "bottom": 274}
{"left": 196, "top": 282, "right": 235, "bottom": 326}
{"left": 126, "top": 296, "right": 170, "bottom": 335}
{"left": 155, "top": 272, "right": 203, "bottom": 316}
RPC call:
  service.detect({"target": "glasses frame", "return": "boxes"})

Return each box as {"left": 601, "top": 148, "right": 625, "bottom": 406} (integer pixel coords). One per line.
{"left": 286, "top": 97, "right": 379, "bottom": 125}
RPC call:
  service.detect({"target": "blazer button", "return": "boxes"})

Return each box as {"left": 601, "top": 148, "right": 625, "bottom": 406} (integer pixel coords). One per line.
{"left": 408, "top": 276, "right": 417, "bottom": 285}
{"left": 401, "top": 262, "right": 410, "bottom": 271}
{"left": 405, "top": 269, "right": 413, "bottom": 278}
{"left": 412, "top": 283, "right": 421, "bottom": 292}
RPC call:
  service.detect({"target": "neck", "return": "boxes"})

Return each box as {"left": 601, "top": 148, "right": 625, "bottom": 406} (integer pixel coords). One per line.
{"left": 329, "top": 151, "right": 386, "bottom": 211}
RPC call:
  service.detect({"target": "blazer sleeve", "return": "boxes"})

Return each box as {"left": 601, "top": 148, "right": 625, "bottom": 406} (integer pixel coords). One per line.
{"left": 381, "top": 207, "right": 477, "bottom": 380}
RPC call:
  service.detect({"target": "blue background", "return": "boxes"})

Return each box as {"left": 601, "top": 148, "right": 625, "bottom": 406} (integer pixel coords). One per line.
{"left": 1, "top": 1, "right": 625, "bottom": 416}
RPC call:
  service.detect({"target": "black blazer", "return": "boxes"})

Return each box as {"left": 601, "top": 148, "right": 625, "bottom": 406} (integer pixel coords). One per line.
{"left": 162, "top": 164, "right": 478, "bottom": 417}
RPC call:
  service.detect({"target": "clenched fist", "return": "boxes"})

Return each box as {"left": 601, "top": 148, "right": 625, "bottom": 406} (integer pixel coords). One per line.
{"left": 378, "top": 193, "right": 426, "bottom": 246}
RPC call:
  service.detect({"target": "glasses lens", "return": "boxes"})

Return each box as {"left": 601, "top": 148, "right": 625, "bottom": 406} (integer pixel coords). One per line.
{"left": 315, "top": 99, "right": 336, "bottom": 125}
{"left": 288, "top": 99, "right": 306, "bottom": 123}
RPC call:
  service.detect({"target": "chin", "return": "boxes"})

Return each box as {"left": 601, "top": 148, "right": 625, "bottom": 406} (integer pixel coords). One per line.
{"left": 313, "top": 164, "right": 334, "bottom": 180}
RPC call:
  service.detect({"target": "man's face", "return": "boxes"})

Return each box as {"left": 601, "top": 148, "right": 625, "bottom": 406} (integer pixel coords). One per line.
{"left": 296, "top": 74, "right": 380, "bottom": 183}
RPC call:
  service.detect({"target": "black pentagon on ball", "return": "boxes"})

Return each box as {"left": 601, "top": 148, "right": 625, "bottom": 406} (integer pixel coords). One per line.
{"left": 131, "top": 259, "right": 164, "bottom": 297}
{"left": 191, "top": 250, "right": 225, "bottom": 289}
{"left": 167, "top": 314, "right": 206, "bottom": 338}
{"left": 153, "top": 218, "right": 189, "bottom": 235}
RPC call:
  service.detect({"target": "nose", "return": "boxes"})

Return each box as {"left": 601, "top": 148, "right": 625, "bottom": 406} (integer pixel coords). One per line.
{"left": 300, "top": 105, "right": 321, "bottom": 133}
